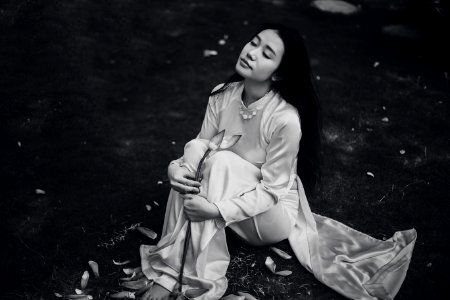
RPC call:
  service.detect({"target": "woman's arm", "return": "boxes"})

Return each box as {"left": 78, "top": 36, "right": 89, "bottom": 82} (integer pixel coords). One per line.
{"left": 167, "top": 83, "right": 224, "bottom": 194}
{"left": 214, "top": 111, "right": 301, "bottom": 227}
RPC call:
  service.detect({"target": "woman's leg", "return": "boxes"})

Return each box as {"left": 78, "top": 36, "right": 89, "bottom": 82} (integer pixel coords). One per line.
{"left": 142, "top": 145, "right": 296, "bottom": 299}
{"left": 229, "top": 189, "right": 298, "bottom": 246}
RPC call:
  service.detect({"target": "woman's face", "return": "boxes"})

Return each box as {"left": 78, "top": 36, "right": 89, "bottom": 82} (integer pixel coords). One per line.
{"left": 235, "top": 29, "right": 285, "bottom": 82}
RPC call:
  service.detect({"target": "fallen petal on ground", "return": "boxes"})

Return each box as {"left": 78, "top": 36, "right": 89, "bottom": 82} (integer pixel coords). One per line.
{"left": 137, "top": 226, "right": 158, "bottom": 239}
{"left": 237, "top": 291, "right": 258, "bottom": 300}
{"left": 120, "top": 278, "right": 151, "bottom": 290}
{"left": 221, "top": 294, "right": 245, "bottom": 300}
{"left": 311, "top": 0, "right": 360, "bottom": 15}
{"left": 35, "top": 188, "right": 46, "bottom": 195}
{"left": 88, "top": 260, "right": 99, "bottom": 277}
{"left": 113, "top": 259, "right": 131, "bottom": 265}
{"left": 270, "top": 246, "right": 292, "bottom": 259}
{"left": 275, "top": 270, "right": 292, "bottom": 276}
{"left": 109, "top": 291, "right": 136, "bottom": 299}
{"left": 80, "top": 270, "right": 89, "bottom": 289}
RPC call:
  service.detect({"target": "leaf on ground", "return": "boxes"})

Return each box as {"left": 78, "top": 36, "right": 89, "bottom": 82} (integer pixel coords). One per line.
{"left": 153, "top": 201, "right": 160, "bottom": 206}
{"left": 88, "top": 260, "right": 99, "bottom": 277}
{"left": 80, "top": 270, "right": 89, "bottom": 289}
{"left": 113, "top": 259, "right": 131, "bottom": 265}
{"left": 269, "top": 246, "right": 292, "bottom": 259}
{"left": 75, "top": 288, "right": 83, "bottom": 295}
{"left": 54, "top": 293, "right": 63, "bottom": 298}
{"left": 265, "top": 256, "right": 292, "bottom": 277}
{"left": 109, "top": 291, "right": 136, "bottom": 299}
{"left": 237, "top": 291, "right": 258, "bottom": 300}
{"left": 137, "top": 226, "right": 158, "bottom": 239}
{"left": 366, "top": 171, "right": 375, "bottom": 178}
{"left": 145, "top": 205, "right": 152, "bottom": 211}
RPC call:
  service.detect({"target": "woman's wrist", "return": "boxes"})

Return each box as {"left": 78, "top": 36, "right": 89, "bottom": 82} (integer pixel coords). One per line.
{"left": 211, "top": 203, "right": 222, "bottom": 219}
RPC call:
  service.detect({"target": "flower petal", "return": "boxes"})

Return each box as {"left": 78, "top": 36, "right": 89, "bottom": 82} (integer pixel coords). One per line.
{"left": 275, "top": 270, "right": 292, "bottom": 276}
{"left": 208, "top": 130, "right": 225, "bottom": 150}
{"left": 269, "top": 246, "right": 292, "bottom": 259}
{"left": 264, "top": 256, "right": 292, "bottom": 276}
{"left": 88, "top": 260, "right": 99, "bottom": 277}
{"left": 113, "top": 259, "right": 131, "bottom": 265}
{"left": 220, "top": 295, "right": 245, "bottom": 300}
{"left": 67, "top": 295, "right": 90, "bottom": 300}
{"left": 120, "top": 278, "right": 150, "bottom": 290}
{"left": 137, "top": 226, "right": 158, "bottom": 239}
{"left": 109, "top": 291, "right": 136, "bottom": 299}
{"left": 264, "top": 256, "right": 277, "bottom": 273}
{"left": 219, "top": 135, "right": 242, "bottom": 149}
{"left": 80, "top": 270, "right": 89, "bottom": 289}
{"left": 237, "top": 291, "right": 258, "bottom": 300}
{"left": 123, "top": 267, "right": 141, "bottom": 275}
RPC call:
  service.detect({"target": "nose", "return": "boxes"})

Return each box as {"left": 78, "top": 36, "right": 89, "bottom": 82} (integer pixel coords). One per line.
{"left": 246, "top": 49, "right": 257, "bottom": 61}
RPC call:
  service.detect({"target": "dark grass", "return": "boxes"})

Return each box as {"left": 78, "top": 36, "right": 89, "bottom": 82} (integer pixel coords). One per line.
{"left": 1, "top": 0, "right": 449, "bottom": 299}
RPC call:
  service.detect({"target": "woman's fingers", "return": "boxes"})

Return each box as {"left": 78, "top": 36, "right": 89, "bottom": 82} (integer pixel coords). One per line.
{"left": 180, "top": 175, "right": 201, "bottom": 187}
{"left": 180, "top": 193, "right": 194, "bottom": 200}
{"left": 170, "top": 181, "right": 199, "bottom": 194}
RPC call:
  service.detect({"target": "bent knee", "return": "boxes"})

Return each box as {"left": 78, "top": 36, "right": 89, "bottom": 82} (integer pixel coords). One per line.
{"left": 206, "top": 150, "right": 242, "bottom": 167}
{"left": 183, "top": 139, "right": 209, "bottom": 171}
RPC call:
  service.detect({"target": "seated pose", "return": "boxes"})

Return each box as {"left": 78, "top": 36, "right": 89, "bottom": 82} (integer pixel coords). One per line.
{"left": 140, "top": 23, "right": 417, "bottom": 300}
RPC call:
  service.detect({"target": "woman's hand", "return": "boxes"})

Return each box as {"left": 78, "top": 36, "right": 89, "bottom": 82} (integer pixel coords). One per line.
{"left": 168, "top": 164, "right": 201, "bottom": 194}
{"left": 182, "top": 194, "right": 220, "bottom": 222}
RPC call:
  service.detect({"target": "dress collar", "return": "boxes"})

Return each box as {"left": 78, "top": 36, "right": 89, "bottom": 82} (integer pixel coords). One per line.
{"left": 238, "top": 81, "right": 274, "bottom": 109}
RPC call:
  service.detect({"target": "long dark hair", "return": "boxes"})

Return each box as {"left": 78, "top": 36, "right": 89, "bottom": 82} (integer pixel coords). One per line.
{"left": 211, "top": 23, "right": 322, "bottom": 196}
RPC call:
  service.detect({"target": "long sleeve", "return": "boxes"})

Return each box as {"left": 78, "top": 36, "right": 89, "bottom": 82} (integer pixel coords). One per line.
{"left": 214, "top": 111, "right": 301, "bottom": 227}
{"left": 196, "top": 83, "right": 224, "bottom": 140}
{"left": 169, "top": 84, "right": 224, "bottom": 168}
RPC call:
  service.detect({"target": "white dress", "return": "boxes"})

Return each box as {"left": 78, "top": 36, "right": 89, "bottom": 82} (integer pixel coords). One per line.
{"left": 140, "top": 81, "right": 417, "bottom": 299}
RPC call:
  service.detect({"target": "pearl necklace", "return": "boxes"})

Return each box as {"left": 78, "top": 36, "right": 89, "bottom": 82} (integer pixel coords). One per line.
{"left": 239, "top": 89, "right": 271, "bottom": 120}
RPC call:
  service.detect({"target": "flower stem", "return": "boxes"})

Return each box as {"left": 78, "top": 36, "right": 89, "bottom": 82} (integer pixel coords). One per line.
{"left": 178, "top": 149, "right": 211, "bottom": 294}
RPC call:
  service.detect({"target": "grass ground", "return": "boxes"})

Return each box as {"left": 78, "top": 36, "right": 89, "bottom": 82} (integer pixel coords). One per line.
{"left": 1, "top": 0, "right": 448, "bottom": 299}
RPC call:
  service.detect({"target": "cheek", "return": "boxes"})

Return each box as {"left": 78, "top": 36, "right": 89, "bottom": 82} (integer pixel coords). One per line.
{"left": 255, "top": 61, "right": 279, "bottom": 79}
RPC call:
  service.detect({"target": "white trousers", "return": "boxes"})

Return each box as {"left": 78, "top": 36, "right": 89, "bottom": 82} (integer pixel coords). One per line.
{"left": 141, "top": 140, "right": 417, "bottom": 300}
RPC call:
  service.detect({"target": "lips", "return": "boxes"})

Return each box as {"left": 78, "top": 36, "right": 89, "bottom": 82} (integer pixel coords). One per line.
{"left": 240, "top": 57, "right": 252, "bottom": 69}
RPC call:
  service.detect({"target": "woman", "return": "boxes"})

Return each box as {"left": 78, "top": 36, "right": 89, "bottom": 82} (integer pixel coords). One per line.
{"left": 140, "top": 24, "right": 417, "bottom": 300}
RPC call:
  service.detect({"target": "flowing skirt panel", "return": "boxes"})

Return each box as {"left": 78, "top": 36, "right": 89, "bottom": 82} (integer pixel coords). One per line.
{"left": 289, "top": 177, "right": 417, "bottom": 300}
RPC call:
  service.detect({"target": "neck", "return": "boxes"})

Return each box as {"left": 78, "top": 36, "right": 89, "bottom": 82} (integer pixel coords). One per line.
{"left": 242, "top": 79, "right": 272, "bottom": 106}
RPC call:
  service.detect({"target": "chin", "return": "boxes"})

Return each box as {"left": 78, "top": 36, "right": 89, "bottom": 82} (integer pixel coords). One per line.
{"left": 235, "top": 63, "right": 250, "bottom": 79}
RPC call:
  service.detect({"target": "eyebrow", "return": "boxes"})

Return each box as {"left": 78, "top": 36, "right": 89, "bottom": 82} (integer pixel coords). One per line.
{"left": 255, "top": 35, "right": 277, "bottom": 56}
